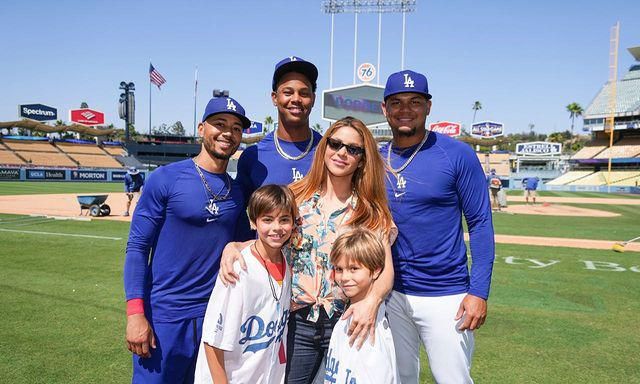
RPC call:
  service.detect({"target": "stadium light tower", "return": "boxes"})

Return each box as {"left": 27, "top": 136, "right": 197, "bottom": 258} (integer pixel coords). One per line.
{"left": 119, "top": 81, "right": 135, "bottom": 142}
{"left": 322, "top": 0, "right": 417, "bottom": 87}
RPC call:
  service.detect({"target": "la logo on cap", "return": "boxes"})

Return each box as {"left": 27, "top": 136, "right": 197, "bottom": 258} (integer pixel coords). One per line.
{"left": 403, "top": 73, "right": 415, "bottom": 88}
{"left": 289, "top": 56, "right": 298, "bottom": 62}
{"left": 226, "top": 98, "right": 237, "bottom": 111}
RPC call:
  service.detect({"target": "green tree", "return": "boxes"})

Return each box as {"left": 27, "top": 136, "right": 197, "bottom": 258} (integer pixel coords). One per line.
{"left": 566, "top": 102, "right": 584, "bottom": 138}
{"left": 264, "top": 115, "right": 274, "bottom": 133}
{"left": 170, "top": 121, "right": 185, "bottom": 136}
{"left": 80, "top": 102, "right": 89, "bottom": 109}
{"left": 472, "top": 101, "right": 482, "bottom": 123}
{"left": 312, "top": 123, "right": 323, "bottom": 134}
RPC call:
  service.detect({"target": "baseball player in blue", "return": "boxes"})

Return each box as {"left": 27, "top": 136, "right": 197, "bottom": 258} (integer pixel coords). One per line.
{"left": 123, "top": 167, "right": 144, "bottom": 217}
{"left": 525, "top": 176, "right": 540, "bottom": 204}
{"left": 235, "top": 56, "right": 322, "bottom": 239}
{"left": 123, "top": 97, "right": 249, "bottom": 383}
{"left": 380, "top": 70, "right": 496, "bottom": 383}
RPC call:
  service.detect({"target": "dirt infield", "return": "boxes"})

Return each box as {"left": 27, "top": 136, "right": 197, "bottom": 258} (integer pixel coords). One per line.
{"left": 0, "top": 193, "right": 638, "bottom": 252}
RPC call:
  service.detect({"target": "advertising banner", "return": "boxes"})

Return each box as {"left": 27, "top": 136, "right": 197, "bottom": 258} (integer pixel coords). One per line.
{"left": 471, "top": 121, "right": 504, "bottom": 138}
{"left": 516, "top": 142, "right": 562, "bottom": 156}
{"left": 112, "top": 171, "right": 146, "bottom": 181}
{"left": 322, "top": 84, "right": 386, "bottom": 126}
{"left": 429, "top": 121, "right": 461, "bottom": 137}
{"left": 26, "top": 169, "right": 66, "bottom": 180}
{"left": 69, "top": 108, "right": 105, "bottom": 126}
{"left": 19, "top": 103, "right": 57, "bottom": 121}
{"left": 70, "top": 170, "right": 107, "bottom": 181}
{"left": 0, "top": 168, "right": 20, "bottom": 180}
{"left": 244, "top": 121, "right": 263, "bottom": 136}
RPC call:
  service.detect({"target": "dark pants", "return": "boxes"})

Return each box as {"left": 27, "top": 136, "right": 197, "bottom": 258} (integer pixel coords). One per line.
{"left": 285, "top": 306, "right": 340, "bottom": 384}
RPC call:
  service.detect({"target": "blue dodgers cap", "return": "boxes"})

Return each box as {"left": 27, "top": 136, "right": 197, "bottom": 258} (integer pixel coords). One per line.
{"left": 384, "top": 69, "right": 432, "bottom": 100}
{"left": 272, "top": 56, "right": 318, "bottom": 92}
{"left": 201, "top": 97, "right": 251, "bottom": 129}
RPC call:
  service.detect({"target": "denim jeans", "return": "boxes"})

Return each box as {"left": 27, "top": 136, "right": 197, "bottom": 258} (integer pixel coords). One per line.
{"left": 285, "top": 306, "right": 340, "bottom": 384}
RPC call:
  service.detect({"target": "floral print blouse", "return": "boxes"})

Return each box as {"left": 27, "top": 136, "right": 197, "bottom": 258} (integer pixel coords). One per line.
{"left": 284, "top": 192, "right": 356, "bottom": 322}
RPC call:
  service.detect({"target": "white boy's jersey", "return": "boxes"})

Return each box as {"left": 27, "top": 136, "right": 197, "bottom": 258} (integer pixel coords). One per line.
{"left": 324, "top": 303, "right": 399, "bottom": 384}
{"left": 194, "top": 245, "right": 291, "bottom": 384}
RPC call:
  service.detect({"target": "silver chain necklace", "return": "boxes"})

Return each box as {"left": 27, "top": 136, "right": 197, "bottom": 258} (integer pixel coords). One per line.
{"left": 274, "top": 129, "right": 314, "bottom": 161}
{"left": 386, "top": 131, "right": 430, "bottom": 173}
{"left": 192, "top": 158, "right": 231, "bottom": 202}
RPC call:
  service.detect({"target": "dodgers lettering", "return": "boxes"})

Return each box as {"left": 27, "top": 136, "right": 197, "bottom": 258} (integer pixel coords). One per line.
{"left": 238, "top": 309, "right": 289, "bottom": 354}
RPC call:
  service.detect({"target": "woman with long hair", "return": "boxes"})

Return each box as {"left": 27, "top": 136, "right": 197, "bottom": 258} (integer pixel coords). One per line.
{"left": 219, "top": 116, "right": 396, "bottom": 384}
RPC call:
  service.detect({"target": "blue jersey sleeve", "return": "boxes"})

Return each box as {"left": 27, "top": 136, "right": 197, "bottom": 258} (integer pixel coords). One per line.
{"left": 123, "top": 169, "right": 170, "bottom": 301}
{"left": 235, "top": 147, "right": 258, "bottom": 241}
{"left": 456, "top": 145, "right": 495, "bottom": 300}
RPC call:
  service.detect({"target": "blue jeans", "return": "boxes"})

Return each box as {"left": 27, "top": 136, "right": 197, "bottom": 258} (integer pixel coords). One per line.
{"left": 285, "top": 306, "right": 340, "bottom": 384}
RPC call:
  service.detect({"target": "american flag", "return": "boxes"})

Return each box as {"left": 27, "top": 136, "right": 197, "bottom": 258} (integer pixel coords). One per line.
{"left": 149, "top": 63, "right": 166, "bottom": 89}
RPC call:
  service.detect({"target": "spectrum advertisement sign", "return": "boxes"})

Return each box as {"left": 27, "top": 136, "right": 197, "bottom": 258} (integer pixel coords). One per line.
{"left": 471, "top": 121, "right": 504, "bottom": 138}
{"left": 322, "top": 84, "right": 386, "bottom": 126}
{"left": 429, "top": 121, "right": 461, "bottom": 137}
{"left": 19, "top": 103, "right": 58, "bottom": 121}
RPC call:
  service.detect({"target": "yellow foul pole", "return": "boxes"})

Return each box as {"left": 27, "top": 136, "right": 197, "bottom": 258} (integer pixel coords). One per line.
{"left": 606, "top": 22, "right": 620, "bottom": 190}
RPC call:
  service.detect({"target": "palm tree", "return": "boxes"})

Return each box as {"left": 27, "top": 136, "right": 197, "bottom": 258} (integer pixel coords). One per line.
{"left": 566, "top": 102, "right": 583, "bottom": 138}
{"left": 264, "top": 115, "right": 274, "bottom": 134}
{"left": 312, "top": 123, "right": 323, "bottom": 134}
{"left": 472, "top": 101, "right": 482, "bottom": 123}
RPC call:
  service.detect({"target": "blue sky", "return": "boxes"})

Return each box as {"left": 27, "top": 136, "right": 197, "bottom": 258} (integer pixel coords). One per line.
{"left": 1, "top": 0, "right": 638, "bottom": 135}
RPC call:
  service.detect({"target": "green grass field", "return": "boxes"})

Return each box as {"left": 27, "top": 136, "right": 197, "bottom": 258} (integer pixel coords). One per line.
{"left": 1, "top": 183, "right": 639, "bottom": 383}
{"left": 0, "top": 181, "right": 123, "bottom": 195}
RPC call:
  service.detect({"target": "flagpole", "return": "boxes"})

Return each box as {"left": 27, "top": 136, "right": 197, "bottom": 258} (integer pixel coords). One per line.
{"left": 149, "top": 61, "right": 152, "bottom": 137}
{"left": 193, "top": 65, "right": 198, "bottom": 137}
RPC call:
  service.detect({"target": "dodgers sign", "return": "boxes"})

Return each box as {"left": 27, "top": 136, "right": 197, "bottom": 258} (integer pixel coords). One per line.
{"left": 471, "top": 121, "right": 504, "bottom": 138}
{"left": 19, "top": 103, "right": 57, "bottom": 121}
{"left": 429, "top": 121, "right": 461, "bottom": 137}
{"left": 516, "top": 141, "right": 562, "bottom": 156}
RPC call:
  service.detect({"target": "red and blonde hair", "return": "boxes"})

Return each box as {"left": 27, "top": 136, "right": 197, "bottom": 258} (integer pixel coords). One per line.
{"left": 289, "top": 116, "right": 393, "bottom": 234}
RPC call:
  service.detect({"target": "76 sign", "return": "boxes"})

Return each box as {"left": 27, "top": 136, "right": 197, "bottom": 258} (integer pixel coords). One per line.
{"left": 357, "top": 63, "right": 376, "bottom": 83}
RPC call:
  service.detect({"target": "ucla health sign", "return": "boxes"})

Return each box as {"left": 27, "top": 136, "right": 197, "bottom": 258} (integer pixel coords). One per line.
{"left": 516, "top": 141, "right": 562, "bottom": 156}
{"left": 471, "top": 121, "right": 504, "bottom": 138}
{"left": 19, "top": 103, "right": 57, "bottom": 121}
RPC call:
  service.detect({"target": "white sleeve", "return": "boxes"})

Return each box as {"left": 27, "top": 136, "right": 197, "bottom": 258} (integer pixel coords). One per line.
{"left": 201, "top": 263, "right": 245, "bottom": 352}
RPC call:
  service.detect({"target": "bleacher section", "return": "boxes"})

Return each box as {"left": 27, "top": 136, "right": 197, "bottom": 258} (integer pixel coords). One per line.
{"left": 0, "top": 149, "right": 26, "bottom": 165}
{"left": 546, "top": 171, "right": 594, "bottom": 185}
{"left": 594, "top": 138, "right": 640, "bottom": 159}
{"left": 67, "top": 153, "right": 122, "bottom": 168}
{"left": 3, "top": 141, "right": 57, "bottom": 153}
{"left": 103, "top": 146, "right": 126, "bottom": 156}
{"left": 572, "top": 140, "right": 608, "bottom": 159}
{"left": 570, "top": 172, "right": 607, "bottom": 186}
{"left": 56, "top": 142, "right": 104, "bottom": 155}
{"left": 0, "top": 139, "right": 126, "bottom": 169}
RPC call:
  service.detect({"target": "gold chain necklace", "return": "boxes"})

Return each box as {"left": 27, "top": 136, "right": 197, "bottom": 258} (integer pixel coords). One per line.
{"left": 386, "top": 131, "right": 430, "bottom": 173}
{"left": 274, "top": 129, "right": 314, "bottom": 161}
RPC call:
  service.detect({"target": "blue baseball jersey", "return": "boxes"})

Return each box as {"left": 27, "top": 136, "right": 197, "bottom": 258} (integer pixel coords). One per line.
{"left": 234, "top": 130, "right": 322, "bottom": 240}
{"left": 124, "top": 159, "right": 244, "bottom": 322}
{"left": 124, "top": 172, "right": 144, "bottom": 193}
{"left": 381, "top": 132, "right": 495, "bottom": 300}
{"left": 525, "top": 177, "right": 539, "bottom": 190}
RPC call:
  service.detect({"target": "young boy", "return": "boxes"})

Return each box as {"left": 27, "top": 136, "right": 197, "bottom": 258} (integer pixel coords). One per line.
{"left": 324, "top": 228, "right": 399, "bottom": 384}
{"left": 194, "top": 184, "right": 297, "bottom": 384}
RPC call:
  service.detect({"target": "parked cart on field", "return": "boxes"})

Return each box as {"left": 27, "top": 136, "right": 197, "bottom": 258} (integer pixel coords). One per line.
{"left": 77, "top": 195, "right": 111, "bottom": 217}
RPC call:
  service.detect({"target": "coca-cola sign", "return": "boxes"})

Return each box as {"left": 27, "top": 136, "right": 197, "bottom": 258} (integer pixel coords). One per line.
{"left": 429, "top": 121, "right": 461, "bottom": 137}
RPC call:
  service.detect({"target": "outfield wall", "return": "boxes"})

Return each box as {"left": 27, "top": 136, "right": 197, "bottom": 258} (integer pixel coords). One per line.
{"left": 0, "top": 167, "right": 147, "bottom": 182}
